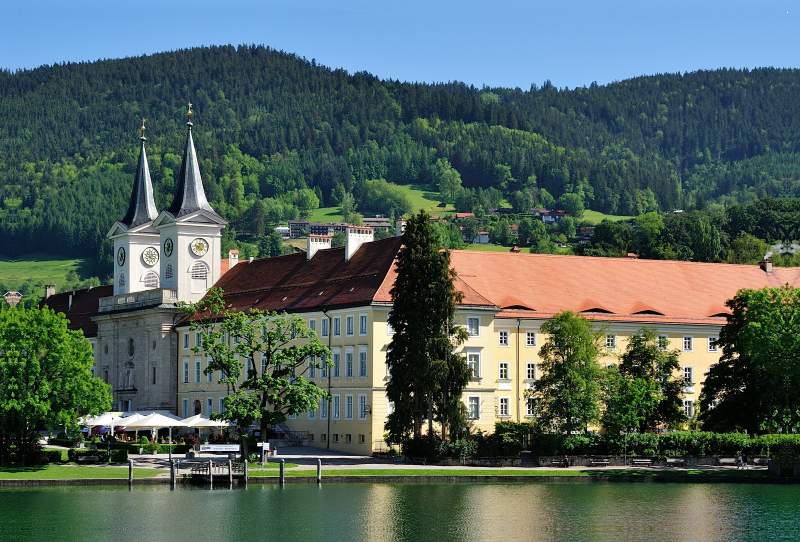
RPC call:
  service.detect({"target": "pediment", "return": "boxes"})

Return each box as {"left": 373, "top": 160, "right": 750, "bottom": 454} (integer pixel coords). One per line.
{"left": 153, "top": 211, "right": 176, "bottom": 229}
{"left": 106, "top": 222, "right": 128, "bottom": 239}
{"left": 174, "top": 209, "right": 228, "bottom": 226}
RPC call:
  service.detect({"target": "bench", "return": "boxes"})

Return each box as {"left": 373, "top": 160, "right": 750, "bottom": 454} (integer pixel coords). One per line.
{"left": 753, "top": 457, "right": 769, "bottom": 466}
{"left": 411, "top": 457, "right": 427, "bottom": 465}
{"left": 631, "top": 459, "right": 652, "bottom": 467}
{"left": 550, "top": 458, "right": 569, "bottom": 467}
{"left": 666, "top": 458, "right": 685, "bottom": 467}
{"left": 77, "top": 456, "right": 100, "bottom": 464}
{"left": 718, "top": 457, "right": 738, "bottom": 466}
{"left": 590, "top": 459, "right": 609, "bottom": 467}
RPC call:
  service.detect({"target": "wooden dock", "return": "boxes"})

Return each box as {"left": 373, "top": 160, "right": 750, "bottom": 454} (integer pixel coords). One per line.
{"left": 186, "top": 460, "right": 247, "bottom": 485}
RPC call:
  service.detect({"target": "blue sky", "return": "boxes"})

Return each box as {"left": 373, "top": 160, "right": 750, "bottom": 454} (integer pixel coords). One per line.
{"left": 1, "top": 0, "right": 798, "bottom": 89}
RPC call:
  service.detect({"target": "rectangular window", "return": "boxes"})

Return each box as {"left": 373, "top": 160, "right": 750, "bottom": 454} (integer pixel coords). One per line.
{"left": 498, "top": 330, "right": 510, "bottom": 347}
{"left": 684, "top": 366, "right": 694, "bottom": 385}
{"left": 309, "top": 318, "right": 316, "bottom": 333}
{"left": 658, "top": 335, "right": 669, "bottom": 351}
{"left": 684, "top": 399, "right": 695, "bottom": 418}
{"left": 359, "top": 314, "right": 368, "bottom": 335}
{"left": 182, "top": 399, "right": 188, "bottom": 418}
{"left": 606, "top": 333, "right": 617, "bottom": 350}
{"left": 346, "top": 316, "right": 354, "bottom": 336}
{"left": 708, "top": 336, "right": 719, "bottom": 353}
{"left": 333, "top": 317, "right": 341, "bottom": 337}
{"left": 183, "top": 333, "right": 189, "bottom": 349}
{"left": 333, "top": 434, "right": 339, "bottom": 443}
{"left": 467, "top": 351, "right": 481, "bottom": 378}
{"left": 219, "top": 398, "right": 225, "bottom": 414}
{"left": 152, "top": 366, "right": 156, "bottom": 385}
{"left": 207, "top": 358, "right": 213, "bottom": 382}
{"left": 526, "top": 362, "right": 537, "bottom": 381}
{"left": 345, "top": 434, "right": 351, "bottom": 443}
{"left": 309, "top": 434, "right": 314, "bottom": 442}
{"left": 195, "top": 333, "right": 202, "bottom": 348}
{"left": 387, "top": 316, "right": 395, "bottom": 335}
{"left": 467, "top": 396, "right": 480, "bottom": 420}
{"left": 333, "top": 395, "right": 340, "bottom": 419}
{"left": 358, "top": 350, "right": 367, "bottom": 377}
{"left": 526, "top": 331, "right": 537, "bottom": 347}
{"left": 467, "top": 317, "right": 480, "bottom": 337}
{"left": 683, "top": 335, "right": 693, "bottom": 352}
{"left": 526, "top": 397, "right": 535, "bottom": 417}
{"left": 388, "top": 400, "right": 395, "bottom": 415}
{"left": 195, "top": 358, "right": 201, "bottom": 383}
{"left": 321, "top": 318, "right": 329, "bottom": 338}
{"left": 308, "top": 356, "right": 316, "bottom": 379}
{"left": 308, "top": 408, "right": 316, "bottom": 419}
{"left": 499, "top": 362, "right": 509, "bottom": 380}
{"left": 499, "top": 397, "right": 509, "bottom": 417}
{"left": 207, "top": 397, "right": 213, "bottom": 414}
{"left": 333, "top": 352, "right": 341, "bottom": 378}
{"left": 345, "top": 395, "right": 353, "bottom": 419}
{"left": 220, "top": 331, "right": 226, "bottom": 344}
{"left": 359, "top": 434, "right": 365, "bottom": 444}
{"left": 288, "top": 412, "right": 296, "bottom": 420}
{"left": 321, "top": 434, "right": 327, "bottom": 442}
{"left": 320, "top": 356, "right": 328, "bottom": 378}
{"left": 320, "top": 398, "right": 328, "bottom": 419}
{"left": 358, "top": 394, "right": 367, "bottom": 419}
{"left": 345, "top": 351, "right": 353, "bottom": 377}
{"left": 183, "top": 358, "right": 189, "bottom": 383}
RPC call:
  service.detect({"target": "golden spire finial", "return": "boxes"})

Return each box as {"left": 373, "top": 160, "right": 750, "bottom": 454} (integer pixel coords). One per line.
{"left": 187, "top": 102, "right": 193, "bottom": 117}
{"left": 140, "top": 118, "right": 147, "bottom": 141}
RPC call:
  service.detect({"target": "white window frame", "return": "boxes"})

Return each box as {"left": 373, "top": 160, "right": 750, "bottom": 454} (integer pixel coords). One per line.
{"left": 467, "top": 396, "right": 480, "bottom": 420}
{"left": 207, "top": 397, "right": 213, "bottom": 415}
{"left": 219, "top": 398, "right": 225, "bottom": 414}
{"left": 605, "top": 333, "right": 617, "bottom": 350}
{"left": 525, "top": 330, "right": 537, "bottom": 347}
{"left": 308, "top": 407, "right": 316, "bottom": 419}
{"left": 658, "top": 335, "right": 669, "bottom": 351}
{"left": 467, "top": 317, "right": 480, "bottom": 337}
{"left": 498, "top": 362, "right": 509, "bottom": 380}
{"left": 359, "top": 314, "right": 368, "bottom": 335}
{"left": 183, "top": 333, "right": 189, "bottom": 350}
{"left": 684, "top": 399, "right": 695, "bottom": 418}
{"left": 683, "top": 335, "right": 694, "bottom": 352}
{"left": 526, "top": 397, "right": 536, "bottom": 417}
{"left": 526, "top": 362, "right": 538, "bottom": 381}
{"left": 358, "top": 394, "right": 367, "bottom": 419}
{"left": 332, "top": 349, "right": 341, "bottom": 378}
{"left": 498, "top": 397, "right": 510, "bottom": 418}
{"left": 358, "top": 348, "right": 367, "bottom": 377}
{"left": 708, "top": 336, "right": 719, "bottom": 353}
{"left": 333, "top": 316, "right": 341, "bottom": 337}
{"left": 320, "top": 397, "right": 328, "bottom": 419}
{"left": 346, "top": 315, "right": 354, "bottom": 337}
{"left": 308, "top": 318, "right": 317, "bottom": 335}
{"left": 387, "top": 320, "right": 395, "bottom": 335}
{"left": 345, "top": 349, "right": 354, "bottom": 378}
{"left": 683, "top": 366, "right": 694, "bottom": 393}
{"left": 498, "top": 330, "right": 510, "bottom": 347}
{"left": 182, "top": 399, "right": 188, "bottom": 418}
{"left": 320, "top": 355, "right": 329, "bottom": 378}
{"left": 308, "top": 356, "right": 316, "bottom": 379}
{"left": 195, "top": 357, "right": 201, "bottom": 383}
{"left": 332, "top": 395, "right": 340, "bottom": 419}
{"left": 183, "top": 358, "right": 189, "bottom": 383}
{"left": 345, "top": 394, "right": 354, "bottom": 420}
{"left": 467, "top": 349, "right": 481, "bottom": 379}
{"left": 321, "top": 318, "right": 329, "bottom": 338}
{"left": 195, "top": 332, "right": 202, "bottom": 348}
{"left": 206, "top": 358, "right": 213, "bottom": 382}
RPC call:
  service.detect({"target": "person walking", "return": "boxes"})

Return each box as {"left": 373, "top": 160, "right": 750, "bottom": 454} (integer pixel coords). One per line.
{"left": 742, "top": 453, "right": 748, "bottom": 470}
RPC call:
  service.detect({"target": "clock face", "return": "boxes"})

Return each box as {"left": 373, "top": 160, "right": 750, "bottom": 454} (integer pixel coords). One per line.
{"left": 164, "top": 238, "right": 173, "bottom": 257}
{"left": 117, "top": 247, "right": 126, "bottom": 267}
{"left": 190, "top": 238, "right": 209, "bottom": 256}
{"left": 142, "top": 247, "right": 159, "bottom": 266}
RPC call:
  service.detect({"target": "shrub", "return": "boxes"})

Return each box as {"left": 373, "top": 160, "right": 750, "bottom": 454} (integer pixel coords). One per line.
{"left": 139, "top": 436, "right": 150, "bottom": 446}
{"left": 183, "top": 433, "right": 201, "bottom": 446}
{"left": 110, "top": 449, "right": 128, "bottom": 463}
{"left": 67, "top": 449, "right": 110, "bottom": 462}
{"left": 209, "top": 433, "right": 228, "bottom": 444}
{"left": 46, "top": 450, "right": 63, "bottom": 464}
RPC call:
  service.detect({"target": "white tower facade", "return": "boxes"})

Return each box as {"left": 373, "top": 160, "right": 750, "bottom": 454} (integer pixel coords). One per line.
{"left": 153, "top": 118, "right": 226, "bottom": 303}
{"left": 107, "top": 128, "right": 160, "bottom": 296}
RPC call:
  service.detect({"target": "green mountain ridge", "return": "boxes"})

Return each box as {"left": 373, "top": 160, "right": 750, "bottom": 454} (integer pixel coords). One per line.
{"left": 2, "top": 45, "right": 800, "bottom": 273}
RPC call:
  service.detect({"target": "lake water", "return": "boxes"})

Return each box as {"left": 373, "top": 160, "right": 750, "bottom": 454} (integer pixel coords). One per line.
{"left": 1, "top": 482, "right": 798, "bottom": 541}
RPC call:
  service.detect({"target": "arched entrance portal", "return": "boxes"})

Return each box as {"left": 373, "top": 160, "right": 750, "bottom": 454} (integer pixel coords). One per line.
{"left": 194, "top": 400, "right": 202, "bottom": 415}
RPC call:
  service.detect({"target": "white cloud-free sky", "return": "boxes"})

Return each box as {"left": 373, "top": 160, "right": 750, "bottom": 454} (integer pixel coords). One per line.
{"left": 1, "top": 0, "right": 798, "bottom": 89}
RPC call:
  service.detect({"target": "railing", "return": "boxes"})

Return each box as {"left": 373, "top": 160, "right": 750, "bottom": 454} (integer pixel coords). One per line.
{"left": 98, "top": 288, "right": 179, "bottom": 313}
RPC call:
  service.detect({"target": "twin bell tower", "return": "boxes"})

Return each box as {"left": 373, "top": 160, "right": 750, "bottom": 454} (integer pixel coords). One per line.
{"left": 107, "top": 106, "right": 227, "bottom": 303}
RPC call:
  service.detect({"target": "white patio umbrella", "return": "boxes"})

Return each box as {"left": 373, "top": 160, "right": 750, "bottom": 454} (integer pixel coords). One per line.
{"left": 115, "top": 413, "right": 149, "bottom": 441}
{"left": 123, "top": 413, "right": 188, "bottom": 460}
{"left": 182, "top": 414, "right": 231, "bottom": 428}
{"left": 80, "top": 412, "right": 125, "bottom": 437}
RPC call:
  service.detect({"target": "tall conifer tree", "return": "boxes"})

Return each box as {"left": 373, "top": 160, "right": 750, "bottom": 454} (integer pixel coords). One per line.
{"left": 385, "top": 211, "right": 471, "bottom": 443}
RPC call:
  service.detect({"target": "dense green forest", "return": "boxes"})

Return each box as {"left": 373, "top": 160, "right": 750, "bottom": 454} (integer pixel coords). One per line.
{"left": 4, "top": 45, "right": 800, "bottom": 276}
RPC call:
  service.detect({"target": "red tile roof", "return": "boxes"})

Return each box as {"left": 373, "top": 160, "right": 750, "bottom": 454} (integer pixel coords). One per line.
{"left": 39, "top": 285, "right": 114, "bottom": 337}
{"left": 448, "top": 251, "right": 800, "bottom": 325}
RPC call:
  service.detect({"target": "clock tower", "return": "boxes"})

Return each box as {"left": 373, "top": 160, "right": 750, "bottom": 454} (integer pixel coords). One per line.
{"left": 153, "top": 109, "right": 226, "bottom": 303}
{"left": 107, "top": 123, "right": 160, "bottom": 296}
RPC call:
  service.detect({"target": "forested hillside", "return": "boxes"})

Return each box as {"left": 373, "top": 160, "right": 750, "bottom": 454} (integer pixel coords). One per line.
{"left": 3, "top": 45, "right": 800, "bottom": 274}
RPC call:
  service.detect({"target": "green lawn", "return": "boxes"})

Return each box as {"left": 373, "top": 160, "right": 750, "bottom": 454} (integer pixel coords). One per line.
{"left": 306, "top": 206, "right": 345, "bottom": 223}
{"left": 247, "top": 462, "right": 299, "bottom": 471}
{"left": 582, "top": 210, "right": 635, "bottom": 224}
{"left": 0, "top": 465, "right": 168, "bottom": 479}
{"left": 305, "top": 184, "right": 452, "bottom": 224}
{"left": 455, "top": 244, "right": 517, "bottom": 253}
{"left": 0, "top": 252, "right": 86, "bottom": 291}
{"left": 251, "top": 468, "right": 769, "bottom": 478}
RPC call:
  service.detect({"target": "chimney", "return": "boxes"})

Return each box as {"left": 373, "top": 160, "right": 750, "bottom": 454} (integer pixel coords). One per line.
{"left": 45, "top": 284, "right": 56, "bottom": 299}
{"left": 760, "top": 260, "right": 773, "bottom": 274}
{"left": 345, "top": 226, "right": 374, "bottom": 262}
{"left": 307, "top": 234, "right": 332, "bottom": 260}
{"left": 68, "top": 294, "right": 73, "bottom": 312}
{"left": 228, "top": 249, "right": 239, "bottom": 268}
{"left": 248, "top": 256, "right": 254, "bottom": 263}
{"left": 395, "top": 219, "right": 407, "bottom": 238}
